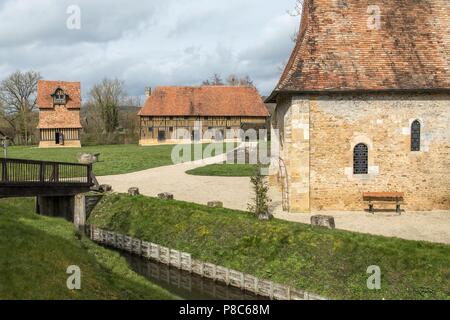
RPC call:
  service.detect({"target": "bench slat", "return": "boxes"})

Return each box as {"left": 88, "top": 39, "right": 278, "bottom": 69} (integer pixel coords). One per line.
{"left": 363, "top": 192, "right": 404, "bottom": 201}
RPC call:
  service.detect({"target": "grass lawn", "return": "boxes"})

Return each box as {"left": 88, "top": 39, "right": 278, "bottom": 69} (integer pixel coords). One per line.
{"left": 185, "top": 141, "right": 271, "bottom": 177}
{"left": 186, "top": 163, "right": 263, "bottom": 177}
{"left": 0, "top": 198, "right": 177, "bottom": 300}
{"left": 89, "top": 194, "right": 450, "bottom": 300}
{"left": 7, "top": 143, "right": 233, "bottom": 176}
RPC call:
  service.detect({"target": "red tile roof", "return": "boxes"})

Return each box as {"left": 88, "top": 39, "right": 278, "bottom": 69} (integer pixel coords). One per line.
{"left": 268, "top": 0, "right": 450, "bottom": 100}
{"left": 138, "top": 86, "right": 269, "bottom": 117}
{"left": 37, "top": 80, "right": 81, "bottom": 109}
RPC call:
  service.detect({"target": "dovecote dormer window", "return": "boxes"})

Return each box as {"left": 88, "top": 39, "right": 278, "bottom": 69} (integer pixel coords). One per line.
{"left": 53, "top": 88, "right": 67, "bottom": 105}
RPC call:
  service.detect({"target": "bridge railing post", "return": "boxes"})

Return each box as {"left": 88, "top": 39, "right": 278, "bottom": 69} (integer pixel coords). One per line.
{"left": 87, "top": 164, "right": 93, "bottom": 185}
{"left": 1, "top": 158, "right": 7, "bottom": 182}
{"left": 53, "top": 163, "right": 59, "bottom": 183}
{"left": 39, "top": 163, "right": 45, "bottom": 183}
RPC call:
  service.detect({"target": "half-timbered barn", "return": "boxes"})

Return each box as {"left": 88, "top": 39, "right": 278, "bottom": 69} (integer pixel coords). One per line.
{"left": 138, "top": 86, "right": 269, "bottom": 145}
{"left": 37, "top": 80, "right": 82, "bottom": 148}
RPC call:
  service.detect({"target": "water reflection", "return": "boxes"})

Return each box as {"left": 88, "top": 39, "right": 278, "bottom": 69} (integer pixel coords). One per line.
{"left": 124, "top": 253, "right": 268, "bottom": 300}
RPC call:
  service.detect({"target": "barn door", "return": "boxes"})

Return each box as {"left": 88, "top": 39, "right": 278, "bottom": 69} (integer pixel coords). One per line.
{"left": 158, "top": 130, "right": 166, "bottom": 142}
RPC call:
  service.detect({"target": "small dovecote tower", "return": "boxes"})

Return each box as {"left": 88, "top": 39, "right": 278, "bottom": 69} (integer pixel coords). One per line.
{"left": 37, "top": 80, "right": 82, "bottom": 148}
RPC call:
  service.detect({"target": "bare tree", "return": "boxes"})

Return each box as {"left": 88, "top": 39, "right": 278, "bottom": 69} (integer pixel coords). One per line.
{"left": 287, "top": 0, "right": 304, "bottom": 43}
{"left": 226, "top": 74, "right": 240, "bottom": 86}
{"left": 211, "top": 73, "right": 224, "bottom": 86}
{"left": 203, "top": 73, "right": 224, "bottom": 86}
{"left": 288, "top": 0, "right": 304, "bottom": 16}
{"left": 88, "top": 78, "right": 125, "bottom": 134}
{"left": 203, "top": 73, "right": 255, "bottom": 88}
{"left": 0, "top": 70, "right": 41, "bottom": 144}
{"left": 227, "top": 74, "right": 255, "bottom": 87}
{"left": 238, "top": 75, "right": 255, "bottom": 87}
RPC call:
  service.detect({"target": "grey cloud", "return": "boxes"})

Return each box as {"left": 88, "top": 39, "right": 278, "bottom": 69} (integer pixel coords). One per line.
{"left": 0, "top": 0, "right": 159, "bottom": 47}
{"left": 0, "top": 0, "right": 300, "bottom": 97}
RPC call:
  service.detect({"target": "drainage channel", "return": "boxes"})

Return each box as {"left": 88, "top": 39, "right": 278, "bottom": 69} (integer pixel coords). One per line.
{"left": 122, "top": 252, "right": 269, "bottom": 300}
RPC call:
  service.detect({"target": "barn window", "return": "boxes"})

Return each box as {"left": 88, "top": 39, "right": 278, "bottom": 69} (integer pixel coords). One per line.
{"left": 411, "top": 120, "right": 421, "bottom": 151}
{"left": 53, "top": 89, "right": 67, "bottom": 105}
{"left": 353, "top": 143, "right": 369, "bottom": 174}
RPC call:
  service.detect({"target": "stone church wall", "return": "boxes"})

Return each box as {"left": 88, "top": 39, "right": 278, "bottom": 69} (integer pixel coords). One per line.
{"left": 272, "top": 92, "right": 450, "bottom": 212}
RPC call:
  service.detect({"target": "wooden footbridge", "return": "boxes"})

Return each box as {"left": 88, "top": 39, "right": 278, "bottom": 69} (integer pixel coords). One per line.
{"left": 0, "top": 158, "right": 95, "bottom": 219}
{"left": 0, "top": 158, "right": 94, "bottom": 197}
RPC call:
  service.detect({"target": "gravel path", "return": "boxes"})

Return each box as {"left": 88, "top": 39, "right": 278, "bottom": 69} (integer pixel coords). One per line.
{"left": 273, "top": 210, "right": 450, "bottom": 245}
{"left": 98, "top": 147, "right": 282, "bottom": 211}
{"left": 98, "top": 150, "right": 450, "bottom": 245}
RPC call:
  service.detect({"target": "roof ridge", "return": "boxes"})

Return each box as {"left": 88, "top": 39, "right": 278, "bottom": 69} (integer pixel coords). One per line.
{"left": 155, "top": 85, "right": 257, "bottom": 90}
{"left": 139, "top": 85, "right": 268, "bottom": 117}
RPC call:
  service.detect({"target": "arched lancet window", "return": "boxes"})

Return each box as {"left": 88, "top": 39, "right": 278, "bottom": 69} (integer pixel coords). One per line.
{"left": 411, "top": 120, "right": 421, "bottom": 151}
{"left": 53, "top": 88, "right": 67, "bottom": 105}
{"left": 353, "top": 143, "right": 368, "bottom": 175}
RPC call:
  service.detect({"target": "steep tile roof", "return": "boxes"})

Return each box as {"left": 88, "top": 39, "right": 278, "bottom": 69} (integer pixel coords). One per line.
{"left": 138, "top": 86, "right": 269, "bottom": 117}
{"left": 37, "top": 80, "right": 81, "bottom": 109}
{"left": 268, "top": 0, "right": 450, "bottom": 101}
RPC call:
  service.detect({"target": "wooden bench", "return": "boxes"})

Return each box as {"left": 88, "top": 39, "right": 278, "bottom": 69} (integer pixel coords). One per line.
{"left": 363, "top": 192, "right": 405, "bottom": 215}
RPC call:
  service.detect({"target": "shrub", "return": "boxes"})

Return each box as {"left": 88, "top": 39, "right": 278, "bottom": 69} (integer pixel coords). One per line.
{"left": 248, "top": 164, "right": 272, "bottom": 219}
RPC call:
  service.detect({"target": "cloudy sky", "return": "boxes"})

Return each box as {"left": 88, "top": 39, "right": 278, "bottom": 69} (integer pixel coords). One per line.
{"left": 0, "top": 0, "right": 300, "bottom": 98}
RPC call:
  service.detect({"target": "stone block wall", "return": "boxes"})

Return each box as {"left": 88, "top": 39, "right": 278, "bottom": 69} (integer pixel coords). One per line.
{"left": 271, "top": 94, "right": 311, "bottom": 212}
{"left": 272, "top": 92, "right": 450, "bottom": 212}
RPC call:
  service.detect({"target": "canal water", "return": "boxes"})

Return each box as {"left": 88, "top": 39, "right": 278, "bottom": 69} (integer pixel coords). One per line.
{"left": 123, "top": 253, "right": 268, "bottom": 300}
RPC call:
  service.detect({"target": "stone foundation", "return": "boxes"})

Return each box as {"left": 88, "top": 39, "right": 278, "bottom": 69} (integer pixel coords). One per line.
{"left": 39, "top": 140, "right": 81, "bottom": 148}
{"left": 139, "top": 138, "right": 241, "bottom": 146}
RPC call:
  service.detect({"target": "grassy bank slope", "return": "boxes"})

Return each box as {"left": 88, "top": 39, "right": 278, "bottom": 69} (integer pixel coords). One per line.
{"left": 0, "top": 198, "right": 176, "bottom": 300}
{"left": 8, "top": 143, "right": 233, "bottom": 176}
{"left": 89, "top": 194, "right": 450, "bottom": 300}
